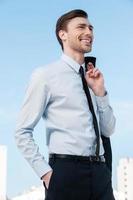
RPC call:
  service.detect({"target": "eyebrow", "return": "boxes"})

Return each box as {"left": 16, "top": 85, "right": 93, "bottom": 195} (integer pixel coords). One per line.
{"left": 77, "top": 23, "right": 94, "bottom": 29}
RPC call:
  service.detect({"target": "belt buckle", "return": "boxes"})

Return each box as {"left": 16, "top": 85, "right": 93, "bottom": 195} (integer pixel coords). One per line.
{"left": 95, "top": 156, "right": 100, "bottom": 162}
{"left": 89, "top": 155, "right": 105, "bottom": 163}
{"left": 93, "top": 156, "right": 100, "bottom": 162}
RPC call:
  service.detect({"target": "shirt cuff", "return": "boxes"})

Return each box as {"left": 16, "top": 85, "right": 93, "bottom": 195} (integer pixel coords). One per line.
{"left": 32, "top": 158, "right": 53, "bottom": 179}
{"left": 95, "top": 92, "right": 109, "bottom": 111}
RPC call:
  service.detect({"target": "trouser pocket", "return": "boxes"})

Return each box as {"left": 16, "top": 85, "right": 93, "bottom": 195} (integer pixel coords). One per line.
{"left": 43, "top": 158, "right": 56, "bottom": 199}
{"left": 43, "top": 171, "right": 54, "bottom": 191}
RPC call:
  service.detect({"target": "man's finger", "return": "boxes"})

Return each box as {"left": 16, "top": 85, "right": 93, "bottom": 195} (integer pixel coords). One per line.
{"left": 87, "top": 62, "right": 94, "bottom": 70}
{"left": 94, "top": 70, "right": 100, "bottom": 77}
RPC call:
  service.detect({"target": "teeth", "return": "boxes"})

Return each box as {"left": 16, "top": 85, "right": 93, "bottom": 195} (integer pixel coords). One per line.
{"left": 81, "top": 39, "right": 91, "bottom": 43}
{"left": 81, "top": 38, "right": 91, "bottom": 41}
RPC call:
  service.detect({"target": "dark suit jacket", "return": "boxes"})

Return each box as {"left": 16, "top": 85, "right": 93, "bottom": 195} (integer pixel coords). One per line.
{"left": 101, "top": 135, "right": 112, "bottom": 172}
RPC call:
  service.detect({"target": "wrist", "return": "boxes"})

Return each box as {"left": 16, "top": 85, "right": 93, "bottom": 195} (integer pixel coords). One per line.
{"left": 93, "top": 87, "right": 106, "bottom": 97}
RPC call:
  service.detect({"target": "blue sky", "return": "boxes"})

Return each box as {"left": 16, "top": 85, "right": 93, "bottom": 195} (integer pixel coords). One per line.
{"left": 0, "top": 0, "right": 133, "bottom": 198}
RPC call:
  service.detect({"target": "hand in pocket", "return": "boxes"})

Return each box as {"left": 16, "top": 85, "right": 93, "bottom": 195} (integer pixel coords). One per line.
{"left": 42, "top": 170, "right": 53, "bottom": 190}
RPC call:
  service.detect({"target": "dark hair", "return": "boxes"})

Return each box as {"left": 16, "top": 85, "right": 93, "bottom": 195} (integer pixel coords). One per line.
{"left": 55, "top": 9, "right": 88, "bottom": 49}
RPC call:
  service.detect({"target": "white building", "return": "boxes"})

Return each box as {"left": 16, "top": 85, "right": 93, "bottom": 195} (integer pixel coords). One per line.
{"left": 0, "top": 145, "right": 7, "bottom": 200}
{"left": 11, "top": 186, "right": 44, "bottom": 200}
{"left": 117, "top": 158, "right": 133, "bottom": 200}
{"left": 114, "top": 190, "right": 125, "bottom": 200}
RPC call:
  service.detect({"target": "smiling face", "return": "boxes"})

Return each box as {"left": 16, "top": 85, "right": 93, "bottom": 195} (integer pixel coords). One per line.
{"left": 59, "top": 17, "right": 94, "bottom": 56}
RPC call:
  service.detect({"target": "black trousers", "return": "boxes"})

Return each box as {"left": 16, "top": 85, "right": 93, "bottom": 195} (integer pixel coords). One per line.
{"left": 43, "top": 157, "right": 115, "bottom": 200}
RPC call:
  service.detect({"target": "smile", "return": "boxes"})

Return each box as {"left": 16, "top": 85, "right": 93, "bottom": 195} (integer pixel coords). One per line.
{"left": 80, "top": 39, "right": 92, "bottom": 45}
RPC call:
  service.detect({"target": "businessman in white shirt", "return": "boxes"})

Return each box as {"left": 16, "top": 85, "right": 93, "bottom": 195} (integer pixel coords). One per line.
{"left": 15, "top": 9, "right": 116, "bottom": 200}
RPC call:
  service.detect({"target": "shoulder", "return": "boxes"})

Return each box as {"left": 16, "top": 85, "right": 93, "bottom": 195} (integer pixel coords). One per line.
{"left": 30, "top": 59, "right": 62, "bottom": 81}
{"left": 32, "top": 59, "right": 62, "bottom": 76}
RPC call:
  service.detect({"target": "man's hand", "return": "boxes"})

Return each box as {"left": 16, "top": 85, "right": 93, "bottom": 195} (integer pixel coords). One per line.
{"left": 42, "top": 170, "right": 53, "bottom": 189}
{"left": 85, "top": 62, "right": 106, "bottom": 96}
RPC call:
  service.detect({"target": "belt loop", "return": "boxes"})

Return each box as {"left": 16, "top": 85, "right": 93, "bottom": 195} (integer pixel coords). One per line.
{"left": 89, "top": 156, "right": 92, "bottom": 162}
{"left": 49, "top": 153, "right": 55, "bottom": 162}
{"left": 52, "top": 153, "right": 56, "bottom": 162}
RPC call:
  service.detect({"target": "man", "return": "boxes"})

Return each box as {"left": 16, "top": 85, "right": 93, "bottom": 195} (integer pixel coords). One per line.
{"left": 15, "top": 9, "right": 116, "bottom": 200}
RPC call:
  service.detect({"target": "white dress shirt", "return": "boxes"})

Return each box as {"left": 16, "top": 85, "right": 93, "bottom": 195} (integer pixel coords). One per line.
{"left": 15, "top": 53, "right": 116, "bottom": 178}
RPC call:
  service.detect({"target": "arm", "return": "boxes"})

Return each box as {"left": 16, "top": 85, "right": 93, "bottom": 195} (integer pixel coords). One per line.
{"left": 15, "top": 67, "right": 52, "bottom": 179}
{"left": 95, "top": 93, "right": 116, "bottom": 137}
{"left": 85, "top": 62, "right": 116, "bottom": 137}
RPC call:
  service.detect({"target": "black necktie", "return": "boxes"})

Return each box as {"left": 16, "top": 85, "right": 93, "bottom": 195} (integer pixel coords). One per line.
{"left": 79, "top": 66, "right": 100, "bottom": 157}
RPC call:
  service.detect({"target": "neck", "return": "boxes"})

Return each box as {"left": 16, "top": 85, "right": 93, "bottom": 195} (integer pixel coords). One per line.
{"left": 63, "top": 49, "right": 84, "bottom": 65}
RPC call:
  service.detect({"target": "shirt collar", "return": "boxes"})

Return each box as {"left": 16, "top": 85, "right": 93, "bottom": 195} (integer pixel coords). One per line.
{"left": 61, "top": 53, "right": 85, "bottom": 73}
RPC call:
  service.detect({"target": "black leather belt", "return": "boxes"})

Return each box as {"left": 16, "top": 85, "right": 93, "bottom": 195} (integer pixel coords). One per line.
{"left": 49, "top": 153, "right": 105, "bottom": 163}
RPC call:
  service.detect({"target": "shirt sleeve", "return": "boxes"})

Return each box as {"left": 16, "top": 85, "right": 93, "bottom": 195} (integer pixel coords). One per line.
{"left": 15, "top": 67, "right": 52, "bottom": 178}
{"left": 95, "top": 93, "right": 116, "bottom": 137}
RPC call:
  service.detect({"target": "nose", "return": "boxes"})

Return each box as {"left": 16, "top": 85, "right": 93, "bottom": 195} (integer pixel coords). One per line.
{"left": 85, "top": 27, "right": 93, "bottom": 35}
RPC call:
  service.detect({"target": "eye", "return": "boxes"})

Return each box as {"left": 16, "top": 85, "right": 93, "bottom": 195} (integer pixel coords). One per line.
{"left": 89, "top": 26, "right": 94, "bottom": 31}
{"left": 77, "top": 24, "right": 86, "bottom": 29}
{"left": 78, "top": 26, "right": 85, "bottom": 29}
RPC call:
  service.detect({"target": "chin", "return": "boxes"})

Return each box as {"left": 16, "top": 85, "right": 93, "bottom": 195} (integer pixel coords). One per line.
{"left": 82, "top": 46, "right": 92, "bottom": 53}
{"left": 83, "top": 48, "right": 92, "bottom": 53}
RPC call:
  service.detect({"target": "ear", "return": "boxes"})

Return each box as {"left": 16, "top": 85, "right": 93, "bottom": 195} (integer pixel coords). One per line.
{"left": 58, "top": 30, "right": 67, "bottom": 42}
